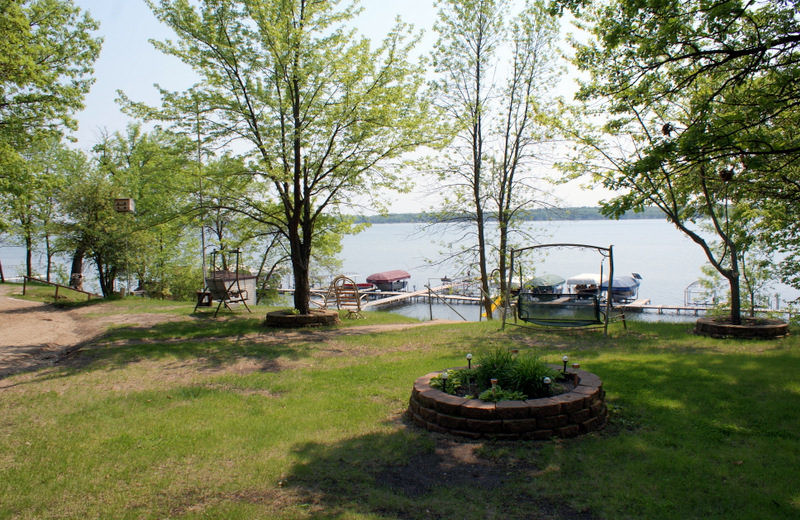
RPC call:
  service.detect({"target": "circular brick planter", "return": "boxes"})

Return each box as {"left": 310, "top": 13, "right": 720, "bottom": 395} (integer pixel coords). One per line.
{"left": 408, "top": 368, "right": 607, "bottom": 440}
{"left": 264, "top": 309, "right": 339, "bottom": 328}
{"left": 694, "top": 317, "right": 789, "bottom": 339}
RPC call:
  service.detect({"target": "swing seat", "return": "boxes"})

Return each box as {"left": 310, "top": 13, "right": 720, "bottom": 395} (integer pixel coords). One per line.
{"left": 517, "top": 293, "right": 604, "bottom": 327}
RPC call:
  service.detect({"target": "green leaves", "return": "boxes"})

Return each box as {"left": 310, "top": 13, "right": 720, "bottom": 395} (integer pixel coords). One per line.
{"left": 130, "top": 0, "right": 434, "bottom": 312}
{"left": 0, "top": 0, "right": 101, "bottom": 165}
{"left": 560, "top": 0, "right": 800, "bottom": 322}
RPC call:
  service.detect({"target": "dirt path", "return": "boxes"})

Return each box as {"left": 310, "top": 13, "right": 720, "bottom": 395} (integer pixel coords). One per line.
{"left": 0, "top": 284, "right": 194, "bottom": 378}
{"left": 0, "top": 284, "right": 93, "bottom": 377}
{"left": 0, "top": 284, "right": 460, "bottom": 379}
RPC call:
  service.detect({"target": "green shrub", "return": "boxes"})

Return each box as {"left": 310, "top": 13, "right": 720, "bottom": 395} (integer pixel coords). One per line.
{"left": 434, "top": 349, "right": 561, "bottom": 402}
{"left": 431, "top": 368, "right": 477, "bottom": 395}
{"left": 475, "top": 348, "right": 514, "bottom": 389}
{"left": 478, "top": 385, "right": 527, "bottom": 402}
{"left": 509, "top": 354, "right": 558, "bottom": 398}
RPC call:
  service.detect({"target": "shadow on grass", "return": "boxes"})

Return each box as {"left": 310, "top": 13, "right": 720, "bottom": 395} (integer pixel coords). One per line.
{"left": 281, "top": 345, "right": 800, "bottom": 520}
{"left": 283, "top": 427, "right": 598, "bottom": 520}
{"left": 569, "top": 351, "right": 800, "bottom": 519}
{"left": 42, "top": 316, "right": 322, "bottom": 381}
{"left": 101, "top": 315, "right": 271, "bottom": 342}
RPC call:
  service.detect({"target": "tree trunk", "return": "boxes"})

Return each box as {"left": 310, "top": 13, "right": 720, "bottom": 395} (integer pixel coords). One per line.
{"left": 45, "top": 234, "right": 52, "bottom": 283}
{"left": 728, "top": 247, "right": 741, "bottom": 325}
{"left": 475, "top": 207, "right": 493, "bottom": 319}
{"left": 69, "top": 248, "right": 85, "bottom": 290}
{"left": 25, "top": 233, "right": 33, "bottom": 279}
{"left": 288, "top": 220, "right": 312, "bottom": 314}
{"left": 0, "top": 258, "right": 5, "bottom": 283}
{"left": 95, "top": 254, "right": 116, "bottom": 297}
{"left": 290, "top": 243, "right": 311, "bottom": 314}
{"left": 498, "top": 217, "right": 508, "bottom": 301}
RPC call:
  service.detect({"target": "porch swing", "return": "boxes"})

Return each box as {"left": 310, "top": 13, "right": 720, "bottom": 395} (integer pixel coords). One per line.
{"left": 501, "top": 243, "right": 626, "bottom": 335}
{"left": 194, "top": 248, "right": 253, "bottom": 318}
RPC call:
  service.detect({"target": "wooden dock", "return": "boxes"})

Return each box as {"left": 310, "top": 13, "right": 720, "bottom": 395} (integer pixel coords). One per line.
{"left": 278, "top": 284, "right": 481, "bottom": 310}
{"left": 278, "top": 288, "right": 794, "bottom": 319}
{"left": 621, "top": 299, "right": 714, "bottom": 315}
{"left": 363, "top": 283, "right": 465, "bottom": 309}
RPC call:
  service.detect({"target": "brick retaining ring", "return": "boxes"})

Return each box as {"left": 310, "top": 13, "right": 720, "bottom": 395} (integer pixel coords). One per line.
{"left": 408, "top": 368, "right": 607, "bottom": 440}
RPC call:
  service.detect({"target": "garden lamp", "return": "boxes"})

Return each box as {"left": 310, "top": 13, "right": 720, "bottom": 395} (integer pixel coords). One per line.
{"left": 466, "top": 353, "right": 472, "bottom": 369}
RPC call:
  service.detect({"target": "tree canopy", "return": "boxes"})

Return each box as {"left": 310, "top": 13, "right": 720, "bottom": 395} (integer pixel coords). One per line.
{"left": 559, "top": 0, "right": 800, "bottom": 322}
{"left": 126, "top": 0, "right": 434, "bottom": 313}
{"left": 0, "top": 0, "right": 101, "bottom": 173}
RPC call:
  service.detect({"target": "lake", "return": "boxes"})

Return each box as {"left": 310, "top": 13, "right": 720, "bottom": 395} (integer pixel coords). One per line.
{"left": 3, "top": 219, "right": 797, "bottom": 321}
{"left": 330, "top": 219, "right": 795, "bottom": 321}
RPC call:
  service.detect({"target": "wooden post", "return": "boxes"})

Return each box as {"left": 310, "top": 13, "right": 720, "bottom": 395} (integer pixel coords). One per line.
{"left": 428, "top": 285, "right": 433, "bottom": 321}
{"left": 23, "top": 276, "right": 27, "bottom": 295}
{"left": 55, "top": 285, "right": 59, "bottom": 300}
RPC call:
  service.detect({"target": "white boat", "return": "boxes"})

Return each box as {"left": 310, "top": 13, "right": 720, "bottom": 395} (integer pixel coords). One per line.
{"left": 601, "top": 273, "right": 643, "bottom": 303}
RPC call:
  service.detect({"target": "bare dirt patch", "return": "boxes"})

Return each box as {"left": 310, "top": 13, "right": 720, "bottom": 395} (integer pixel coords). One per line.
{"left": 0, "top": 284, "right": 187, "bottom": 380}
{"left": 0, "top": 284, "right": 459, "bottom": 381}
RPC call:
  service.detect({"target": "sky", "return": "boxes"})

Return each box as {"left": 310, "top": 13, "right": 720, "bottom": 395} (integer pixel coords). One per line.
{"left": 70, "top": 0, "right": 610, "bottom": 212}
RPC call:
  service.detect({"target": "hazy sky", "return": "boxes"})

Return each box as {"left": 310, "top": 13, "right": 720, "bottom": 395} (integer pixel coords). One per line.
{"left": 71, "top": 0, "right": 609, "bottom": 211}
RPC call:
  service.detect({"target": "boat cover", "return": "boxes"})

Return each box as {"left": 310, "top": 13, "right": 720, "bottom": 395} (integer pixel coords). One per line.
{"left": 523, "top": 274, "right": 565, "bottom": 289}
{"left": 600, "top": 274, "right": 641, "bottom": 291}
{"left": 566, "top": 272, "right": 609, "bottom": 285}
{"left": 366, "top": 270, "right": 411, "bottom": 283}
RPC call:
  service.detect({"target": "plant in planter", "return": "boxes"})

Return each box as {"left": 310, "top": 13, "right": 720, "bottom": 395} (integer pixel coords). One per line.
{"left": 477, "top": 385, "right": 527, "bottom": 402}
{"left": 431, "top": 349, "right": 561, "bottom": 402}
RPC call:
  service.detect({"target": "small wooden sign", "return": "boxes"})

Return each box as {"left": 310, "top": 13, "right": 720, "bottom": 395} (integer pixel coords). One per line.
{"left": 114, "top": 198, "right": 135, "bottom": 213}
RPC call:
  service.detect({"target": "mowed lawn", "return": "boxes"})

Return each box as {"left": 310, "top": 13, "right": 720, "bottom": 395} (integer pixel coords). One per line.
{"left": 1, "top": 296, "right": 798, "bottom": 519}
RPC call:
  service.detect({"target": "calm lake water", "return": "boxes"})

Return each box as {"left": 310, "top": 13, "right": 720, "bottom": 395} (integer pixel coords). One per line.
{"left": 333, "top": 219, "right": 799, "bottom": 321}
{"left": 3, "top": 219, "right": 797, "bottom": 321}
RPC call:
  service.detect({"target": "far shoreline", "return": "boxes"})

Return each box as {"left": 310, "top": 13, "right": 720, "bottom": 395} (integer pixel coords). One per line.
{"left": 352, "top": 206, "right": 665, "bottom": 224}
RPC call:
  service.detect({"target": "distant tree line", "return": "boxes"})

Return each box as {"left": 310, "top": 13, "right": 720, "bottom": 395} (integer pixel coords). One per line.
{"left": 354, "top": 206, "right": 665, "bottom": 224}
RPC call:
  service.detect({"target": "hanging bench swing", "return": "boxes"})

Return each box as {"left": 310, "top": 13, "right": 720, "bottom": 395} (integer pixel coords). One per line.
{"left": 501, "top": 243, "right": 626, "bottom": 335}
{"left": 194, "top": 248, "right": 253, "bottom": 318}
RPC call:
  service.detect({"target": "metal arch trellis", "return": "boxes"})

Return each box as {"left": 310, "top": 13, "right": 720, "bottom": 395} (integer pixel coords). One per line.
{"left": 501, "top": 243, "right": 618, "bottom": 335}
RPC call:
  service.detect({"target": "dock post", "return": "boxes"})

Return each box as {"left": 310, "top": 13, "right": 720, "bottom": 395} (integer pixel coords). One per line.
{"left": 428, "top": 285, "right": 433, "bottom": 321}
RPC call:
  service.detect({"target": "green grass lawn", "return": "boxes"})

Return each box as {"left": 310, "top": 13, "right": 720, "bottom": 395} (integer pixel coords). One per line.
{"left": 1, "top": 297, "right": 798, "bottom": 519}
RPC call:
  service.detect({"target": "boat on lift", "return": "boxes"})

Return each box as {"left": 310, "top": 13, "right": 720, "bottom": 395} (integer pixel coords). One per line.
{"left": 601, "top": 273, "right": 642, "bottom": 303}
{"left": 366, "top": 269, "right": 411, "bottom": 291}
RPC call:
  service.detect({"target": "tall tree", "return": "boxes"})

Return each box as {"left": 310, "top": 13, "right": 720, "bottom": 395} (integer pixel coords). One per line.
{"left": 432, "top": 0, "right": 559, "bottom": 317}
{"left": 129, "top": 0, "right": 433, "bottom": 314}
{"left": 0, "top": 0, "right": 101, "bottom": 172}
{"left": 58, "top": 168, "right": 124, "bottom": 297}
{"left": 558, "top": 0, "right": 800, "bottom": 324}
{"left": 490, "top": 1, "right": 559, "bottom": 301}
{"left": 0, "top": 136, "right": 80, "bottom": 280}
{"left": 92, "top": 124, "right": 195, "bottom": 296}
